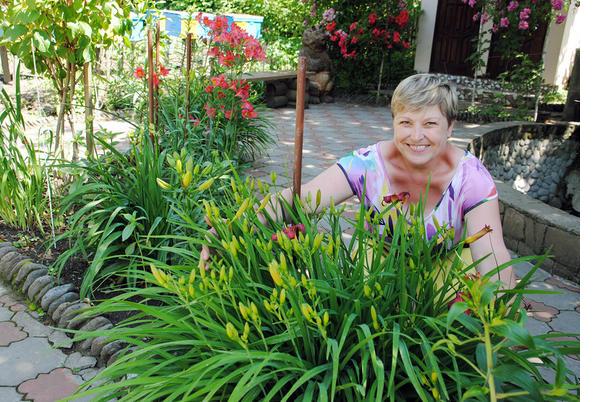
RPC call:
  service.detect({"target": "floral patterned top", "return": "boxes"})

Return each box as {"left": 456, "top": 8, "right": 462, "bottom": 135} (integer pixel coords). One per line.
{"left": 336, "top": 142, "right": 498, "bottom": 243}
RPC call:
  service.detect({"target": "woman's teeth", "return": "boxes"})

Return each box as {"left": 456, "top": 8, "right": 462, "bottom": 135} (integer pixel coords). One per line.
{"left": 408, "top": 145, "right": 429, "bottom": 152}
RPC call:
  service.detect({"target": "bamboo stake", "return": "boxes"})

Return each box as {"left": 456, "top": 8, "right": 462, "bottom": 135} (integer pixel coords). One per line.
{"left": 293, "top": 56, "right": 307, "bottom": 198}
{"left": 155, "top": 24, "right": 161, "bottom": 132}
{"left": 147, "top": 28, "right": 155, "bottom": 143}
{"left": 184, "top": 32, "right": 193, "bottom": 141}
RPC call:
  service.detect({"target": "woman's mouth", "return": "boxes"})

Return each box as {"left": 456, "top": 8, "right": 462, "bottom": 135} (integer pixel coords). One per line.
{"left": 407, "top": 144, "right": 430, "bottom": 153}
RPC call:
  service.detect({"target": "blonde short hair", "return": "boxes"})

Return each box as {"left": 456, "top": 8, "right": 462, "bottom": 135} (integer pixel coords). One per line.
{"left": 390, "top": 74, "right": 458, "bottom": 124}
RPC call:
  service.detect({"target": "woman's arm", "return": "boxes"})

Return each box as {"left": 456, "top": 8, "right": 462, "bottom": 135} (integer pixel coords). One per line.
{"left": 464, "top": 198, "right": 516, "bottom": 290}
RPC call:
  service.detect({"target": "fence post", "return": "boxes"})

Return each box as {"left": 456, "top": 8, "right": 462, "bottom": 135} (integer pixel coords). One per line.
{"left": 293, "top": 56, "right": 307, "bottom": 199}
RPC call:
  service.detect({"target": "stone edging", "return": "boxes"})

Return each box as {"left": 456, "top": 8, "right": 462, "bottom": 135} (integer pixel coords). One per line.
{"left": 457, "top": 121, "right": 580, "bottom": 283}
{"left": 0, "top": 241, "right": 125, "bottom": 367}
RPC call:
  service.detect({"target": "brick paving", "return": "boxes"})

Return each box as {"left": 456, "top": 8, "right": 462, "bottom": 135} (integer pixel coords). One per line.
{"left": 0, "top": 102, "right": 579, "bottom": 400}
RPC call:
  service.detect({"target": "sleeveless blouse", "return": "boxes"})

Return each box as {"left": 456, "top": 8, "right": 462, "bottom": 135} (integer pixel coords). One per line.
{"left": 336, "top": 142, "right": 498, "bottom": 244}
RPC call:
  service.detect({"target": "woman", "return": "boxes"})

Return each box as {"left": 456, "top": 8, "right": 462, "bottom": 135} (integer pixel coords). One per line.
{"left": 204, "top": 74, "right": 515, "bottom": 289}
{"left": 263, "top": 73, "right": 515, "bottom": 288}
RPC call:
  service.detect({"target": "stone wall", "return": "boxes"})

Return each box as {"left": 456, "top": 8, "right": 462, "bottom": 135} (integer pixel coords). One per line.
{"left": 463, "top": 122, "right": 580, "bottom": 282}
{"left": 469, "top": 123, "right": 579, "bottom": 212}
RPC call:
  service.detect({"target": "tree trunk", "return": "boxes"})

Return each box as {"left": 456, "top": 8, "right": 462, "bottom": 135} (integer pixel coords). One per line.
{"left": 84, "top": 62, "right": 95, "bottom": 158}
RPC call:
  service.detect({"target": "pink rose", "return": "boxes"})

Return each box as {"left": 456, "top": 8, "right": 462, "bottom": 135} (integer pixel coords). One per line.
{"left": 518, "top": 20, "right": 529, "bottom": 30}
{"left": 468, "top": 0, "right": 476, "bottom": 7}
{"left": 551, "top": 0, "right": 563, "bottom": 11}
{"left": 519, "top": 8, "right": 531, "bottom": 20}
{"left": 556, "top": 14, "right": 567, "bottom": 24}
{"left": 507, "top": 1, "right": 519, "bottom": 12}
{"left": 481, "top": 12, "right": 490, "bottom": 24}
{"left": 500, "top": 17, "right": 509, "bottom": 28}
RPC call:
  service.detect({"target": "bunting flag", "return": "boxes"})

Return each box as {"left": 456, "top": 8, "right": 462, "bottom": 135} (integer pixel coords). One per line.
{"left": 130, "top": 10, "right": 263, "bottom": 42}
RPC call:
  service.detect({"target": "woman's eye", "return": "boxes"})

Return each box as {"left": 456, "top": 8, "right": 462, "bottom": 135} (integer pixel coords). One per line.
{"left": 425, "top": 122, "right": 437, "bottom": 126}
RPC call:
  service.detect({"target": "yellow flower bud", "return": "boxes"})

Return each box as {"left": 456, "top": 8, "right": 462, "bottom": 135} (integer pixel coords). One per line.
{"left": 270, "top": 171, "right": 277, "bottom": 185}
{"left": 226, "top": 322, "right": 238, "bottom": 340}
{"left": 185, "top": 158, "right": 193, "bottom": 174}
{"left": 189, "top": 269, "right": 196, "bottom": 284}
{"left": 233, "top": 198, "right": 250, "bottom": 222}
{"left": 279, "top": 289, "right": 286, "bottom": 305}
{"left": 178, "top": 276, "right": 185, "bottom": 286}
{"left": 301, "top": 275, "right": 308, "bottom": 288}
{"left": 323, "top": 311, "right": 329, "bottom": 326}
{"left": 263, "top": 299, "right": 272, "bottom": 312}
{"left": 182, "top": 171, "right": 192, "bottom": 188}
{"left": 219, "top": 267, "right": 226, "bottom": 283}
{"left": 198, "top": 177, "right": 215, "bottom": 192}
{"left": 188, "top": 284, "right": 195, "bottom": 297}
{"left": 370, "top": 306, "right": 377, "bottom": 323}
{"left": 193, "top": 164, "right": 200, "bottom": 175}
{"left": 239, "top": 302, "right": 249, "bottom": 320}
{"left": 176, "top": 159, "right": 183, "bottom": 174}
{"left": 375, "top": 282, "right": 383, "bottom": 295}
{"left": 464, "top": 225, "right": 493, "bottom": 245}
{"left": 257, "top": 194, "right": 271, "bottom": 212}
{"left": 432, "top": 388, "right": 440, "bottom": 401}
{"left": 156, "top": 178, "right": 171, "bottom": 190}
{"left": 269, "top": 261, "right": 283, "bottom": 286}
{"left": 250, "top": 302, "right": 258, "bottom": 320}
{"left": 431, "top": 372, "right": 438, "bottom": 383}
{"left": 229, "top": 267, "right": 234, "bottom": 282}
{"left": 311, "top": 233, "right": 323, "bottom": 253}
{"left": 364, "top": 284, "right": 372, "bottom": 298}
{"left": 301, "top": 303, "right": 313, "bottom": 321}
{"left": 315, "top": 189, "right": 321, "bottom": 207}
{"left": 242, "top": 322, "right": 250, "bottom": 340}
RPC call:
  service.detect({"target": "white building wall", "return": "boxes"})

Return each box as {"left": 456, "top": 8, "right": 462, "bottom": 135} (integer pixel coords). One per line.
{"left": 413, "top": 0, "right": 439, "bottom": 73}
{"left": 543, "top": 2, "right": 580, "bottom": 88}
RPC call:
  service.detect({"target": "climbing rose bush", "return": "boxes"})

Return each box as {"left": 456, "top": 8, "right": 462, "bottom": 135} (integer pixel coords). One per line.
{"left": 321, "top": 5, "right": 414, "bottom": 59}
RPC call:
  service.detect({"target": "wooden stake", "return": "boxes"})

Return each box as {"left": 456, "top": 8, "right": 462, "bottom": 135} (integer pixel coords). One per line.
{"left": 293, "top": 56, "right": 307, "bottom": 198}
{"left": 147, "top": 28, "right": 155, "bottom": 142}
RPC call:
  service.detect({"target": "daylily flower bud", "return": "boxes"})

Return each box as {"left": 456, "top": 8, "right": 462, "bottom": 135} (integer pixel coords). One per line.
{"left": 464, "top": 225, "right": 492, "bottom": 245}
{"left": 176, "top": 159, "right": 183, "bottom": 174}
{"left": 226, "top": 322, "right": 238, "bottom": 340}
{"left": 323, "top": 311, "right": 329, "bottom": 326}
{"left": 301, "top": 303, "right": 313, "bottom": 321}
{"left": 239, "top": 302, "right": 249, "bottom": 320}
{"left": 269, "top": 261, "right": 283, "bottom": 286}
{"left": 279, "top": 288, "right": 286, "bottom": 305}
{"left": 156, "top": 178, "right": 171, "bottom": 190}
{"left": 182, "top": 171, "right": 192, "bottom": 188}
{"left": 198, "top": 178, "right": 215, "bottom": 192}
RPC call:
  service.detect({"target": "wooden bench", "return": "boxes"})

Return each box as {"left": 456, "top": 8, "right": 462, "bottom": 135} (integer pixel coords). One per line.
{"left": 241, "top": 70, "right": 308, "bottom": 108}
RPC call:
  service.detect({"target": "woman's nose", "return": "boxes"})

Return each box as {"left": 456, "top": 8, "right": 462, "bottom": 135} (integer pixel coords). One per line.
{"left": 409, "top": 126, "right": 424, "bottom": 141}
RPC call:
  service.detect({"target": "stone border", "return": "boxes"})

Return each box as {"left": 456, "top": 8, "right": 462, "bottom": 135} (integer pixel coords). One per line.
{"left": 458, "top": 122, "right": 580, "bottom": 283}
{"left": 0, "top": 242, "right": 125, "bottom": 367}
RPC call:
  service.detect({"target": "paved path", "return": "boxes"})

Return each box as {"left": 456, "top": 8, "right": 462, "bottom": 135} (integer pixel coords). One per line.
{"left": 0, "top": 102, "right": 579, "bottom": 400}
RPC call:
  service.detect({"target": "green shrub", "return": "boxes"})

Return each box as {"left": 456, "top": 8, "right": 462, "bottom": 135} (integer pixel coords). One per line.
{"left": 71, "top": 176, "right": 579, "bottom": 401}
{"left": 52, "top": 133, "right": 233, "bottom": 297}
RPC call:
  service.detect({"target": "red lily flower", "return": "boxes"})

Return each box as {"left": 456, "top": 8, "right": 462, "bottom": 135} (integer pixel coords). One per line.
{"left": 382, "top": 192, "right": 410, "bottom": 205}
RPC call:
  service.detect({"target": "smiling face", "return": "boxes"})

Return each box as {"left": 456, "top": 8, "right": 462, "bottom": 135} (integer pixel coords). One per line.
{"left": 392, "top": 105, "right": 454, "bottom": 169}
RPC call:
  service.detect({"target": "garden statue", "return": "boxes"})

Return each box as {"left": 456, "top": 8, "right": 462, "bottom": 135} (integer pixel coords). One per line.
{"left": 299, "top": 27, "right": 334, "bottom": 104}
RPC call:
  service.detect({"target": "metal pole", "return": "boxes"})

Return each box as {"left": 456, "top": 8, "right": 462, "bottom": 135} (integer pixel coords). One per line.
{"left": 293, "top": 56, "right": 307, "bottom": 198}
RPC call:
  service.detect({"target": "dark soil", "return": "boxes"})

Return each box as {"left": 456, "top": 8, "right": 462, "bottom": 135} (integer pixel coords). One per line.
{"left": 0, "top": 222, "right": 137, "bottom": 323}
